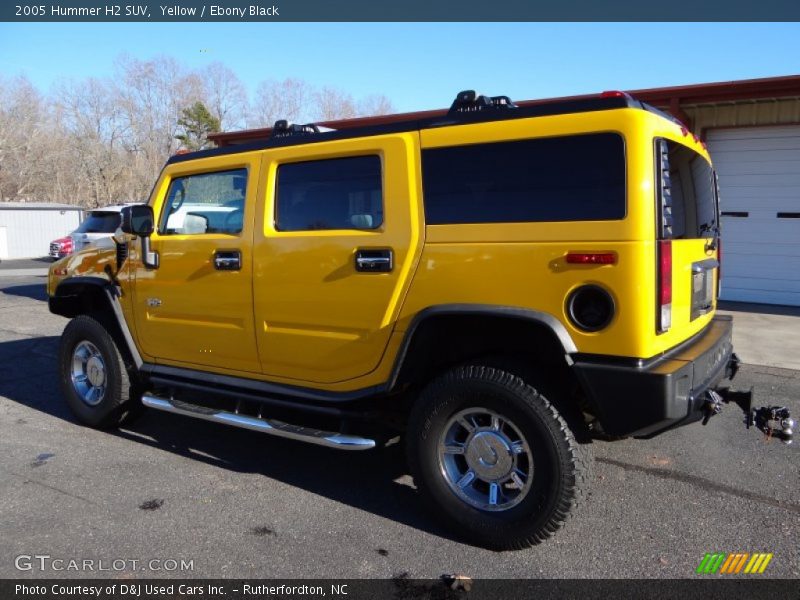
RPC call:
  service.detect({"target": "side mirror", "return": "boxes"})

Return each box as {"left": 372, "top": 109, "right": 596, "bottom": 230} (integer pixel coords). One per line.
{"left": 120, "top": 205, "right": 155, "bottom": 236}
{"left": 119, "top": 205, "right": 159, "bottom": 269}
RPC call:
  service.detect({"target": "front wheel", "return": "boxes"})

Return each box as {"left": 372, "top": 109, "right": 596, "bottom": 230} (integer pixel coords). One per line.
{"left": 58, "top": 315, "right": 143, "bottom": 429}
{"left": 407, "top": 365, "right": 590, "bottom": 550}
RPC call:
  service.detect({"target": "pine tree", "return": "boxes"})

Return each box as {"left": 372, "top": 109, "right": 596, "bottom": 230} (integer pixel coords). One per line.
{"left": 175, "top": 101, "right": 221, "bottom": 151}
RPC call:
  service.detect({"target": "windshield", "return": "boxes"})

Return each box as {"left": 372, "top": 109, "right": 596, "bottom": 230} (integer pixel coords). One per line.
{"left": 662, "top": 140, "right": 718, "bottom": 239}
{"left": 74, "top": 211, "right": 121, "bottom": 234}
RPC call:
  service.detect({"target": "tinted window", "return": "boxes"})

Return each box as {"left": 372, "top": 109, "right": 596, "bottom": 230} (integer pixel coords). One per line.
{"left": 661, "top": 140, "right": 717, "bottom": 239}
{"left": 276, "top": 156, "right": 383, "bottom": 231}
{"left": 75, "top": 212, "right": 120, "bottom": 233}
{"left": 422, "top": 133, "right": 625, "bottom": 225}
{"left": 159, "top": 168, "right": 247, "bottom": 235}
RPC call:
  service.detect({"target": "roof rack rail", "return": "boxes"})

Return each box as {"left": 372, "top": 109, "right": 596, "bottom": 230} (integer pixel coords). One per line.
{"left": 448, "top": 90, "right": 517, "bottom": 115}
{"left": 271, "top": 120, "right": 322, "bottom": 139}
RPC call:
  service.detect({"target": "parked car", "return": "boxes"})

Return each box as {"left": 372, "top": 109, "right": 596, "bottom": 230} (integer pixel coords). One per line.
{"left": 46, "top": 91, "right": 792, "bottom": 550}
{"left": 49, "top": 204, "right": 140, "bottom": 259}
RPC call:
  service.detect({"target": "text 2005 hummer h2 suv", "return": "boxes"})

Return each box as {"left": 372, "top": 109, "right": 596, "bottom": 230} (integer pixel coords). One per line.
{"left": 48, "top": 90, "right": 793, "bottom": 549}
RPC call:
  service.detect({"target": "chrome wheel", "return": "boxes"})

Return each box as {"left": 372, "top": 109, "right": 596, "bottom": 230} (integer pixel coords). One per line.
{"left": 70, "top": 341, "right": 107, "bottom": 406}
{"left": 438, "top": 407, "right": 534, "bottom": 511}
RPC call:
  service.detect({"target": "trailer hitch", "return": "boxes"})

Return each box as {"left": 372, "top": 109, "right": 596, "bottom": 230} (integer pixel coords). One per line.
{"left": 702, "top": 388, "right": 794, "bottom": 445}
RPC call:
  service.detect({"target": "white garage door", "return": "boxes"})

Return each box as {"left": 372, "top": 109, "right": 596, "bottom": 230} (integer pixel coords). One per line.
{"left": 707, "top": 125, "right": 800, "bottom": 306}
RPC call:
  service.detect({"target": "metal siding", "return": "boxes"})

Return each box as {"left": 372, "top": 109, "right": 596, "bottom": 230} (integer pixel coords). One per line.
{"left": 708, "top": 125, "right": 800, "bottom": 306}
{"left": 0, "top": 208, "right": 81, "bottom": 259}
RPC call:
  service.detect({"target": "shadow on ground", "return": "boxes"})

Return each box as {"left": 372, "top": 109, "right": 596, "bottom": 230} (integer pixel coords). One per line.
{"left": 1, "top": 282, "right": 48, "bottom": 302}
{"left": 0, "top": 334, "right": 455, "bottom": 544}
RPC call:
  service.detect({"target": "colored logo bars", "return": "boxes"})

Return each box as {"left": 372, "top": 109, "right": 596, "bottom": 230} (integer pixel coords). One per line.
{"left": 696, "top": 553, "right": 773, "bottom": 574}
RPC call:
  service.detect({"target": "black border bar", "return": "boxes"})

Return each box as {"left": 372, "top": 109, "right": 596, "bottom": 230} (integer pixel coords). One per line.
{"left": 3, "top": 579, "right": 799, "bottom": 600}
{"left": 3, "top": 0, "right": 800, "bottom": 21}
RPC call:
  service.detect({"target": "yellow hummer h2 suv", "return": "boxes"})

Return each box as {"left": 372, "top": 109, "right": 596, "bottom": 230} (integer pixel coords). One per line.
{"left": 48, "top": 90, "right": 793, "bottom": 550}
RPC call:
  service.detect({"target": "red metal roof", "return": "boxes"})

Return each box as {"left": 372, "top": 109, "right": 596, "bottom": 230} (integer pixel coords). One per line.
{"left": 209, "top": 74, "right": 800, "bottom": 147}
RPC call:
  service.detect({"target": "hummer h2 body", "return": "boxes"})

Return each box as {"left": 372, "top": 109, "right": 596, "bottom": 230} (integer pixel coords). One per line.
{"left": 48, "top": 90, "right": 793, "bottom": 549}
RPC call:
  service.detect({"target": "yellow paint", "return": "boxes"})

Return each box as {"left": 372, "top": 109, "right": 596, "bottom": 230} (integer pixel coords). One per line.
{"left": 48, "top": 105, "right": 718, "bottom": 390}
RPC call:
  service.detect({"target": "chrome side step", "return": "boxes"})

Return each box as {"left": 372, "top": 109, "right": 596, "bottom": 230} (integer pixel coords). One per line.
{"left": 141, "top": 394, "right": 376, "bottom": 450}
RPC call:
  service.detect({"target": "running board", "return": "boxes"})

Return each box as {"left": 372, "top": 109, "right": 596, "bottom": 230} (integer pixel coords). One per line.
{"left": 141, "top": 394, "right": 376, "bottom": 450}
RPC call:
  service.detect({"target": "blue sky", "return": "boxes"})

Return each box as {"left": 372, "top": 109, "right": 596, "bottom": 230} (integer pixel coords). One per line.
{"left": 1, "top": 23, "right": 799, "bottom": 113}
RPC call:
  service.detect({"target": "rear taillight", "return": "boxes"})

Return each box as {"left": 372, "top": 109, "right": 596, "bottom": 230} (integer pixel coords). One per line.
{"left": 657, "top": 240, "right": 672, "bottom": 333}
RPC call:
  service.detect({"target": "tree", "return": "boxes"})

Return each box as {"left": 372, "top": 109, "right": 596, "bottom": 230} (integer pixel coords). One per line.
{"left": 312, "top": 86, "right": 357, "bottom": 122}
{"left": 114, "top": 54, "right": 204, "bottom": 198}
{"left": 175, "top": 101, "right": 221, "bottom": 151}
{"left": 357, "top": 94, "right": 395, "bottom": 117}
{"left": 251, "top": 78, "right": 308, "bottom": 128}
{"left": 202, "top": 62, "right": 248, "bottom": 130}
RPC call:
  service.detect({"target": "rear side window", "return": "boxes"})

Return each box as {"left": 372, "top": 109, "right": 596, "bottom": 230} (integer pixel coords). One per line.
{"left": 421, "top": 133, "right": 625, "bottom": 224}
{"left": 276, "top": 156, "right": 383, "bottom": 231}
{"left": 657, "top": 139, "right": 718, "bottom": 239}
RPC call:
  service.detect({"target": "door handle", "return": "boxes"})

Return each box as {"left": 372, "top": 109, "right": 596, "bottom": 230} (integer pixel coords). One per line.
{"left": 355, "top": 249, "right": 393, "bottom": 273}
{"left": 214, "top": 250, "right": 241, "bottom": 271}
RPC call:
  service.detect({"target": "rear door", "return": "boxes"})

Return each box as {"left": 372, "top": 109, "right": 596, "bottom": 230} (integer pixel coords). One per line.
{"left": 656, "top": 138, "right": 720, "bottom": 337}
{"left": 252, "top": 133, "right": 422, "bottom": 384}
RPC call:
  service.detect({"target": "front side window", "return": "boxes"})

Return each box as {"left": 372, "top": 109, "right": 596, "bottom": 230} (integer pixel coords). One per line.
{"left": 421, "top": 133, "right": 626, "bottom": 224}
{"left": 159, "top": 168, "right": 247, "bottom": 235}
{"left": 275, "top": 155, "right": 383, "bottom": 232}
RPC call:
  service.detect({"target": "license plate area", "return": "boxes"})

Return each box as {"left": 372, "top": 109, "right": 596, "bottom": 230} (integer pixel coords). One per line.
{"left": 691, "top": 258, "right": 719, "bottom": 320}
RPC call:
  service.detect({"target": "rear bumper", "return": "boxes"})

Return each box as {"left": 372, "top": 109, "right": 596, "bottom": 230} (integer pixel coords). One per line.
{"left": 572, "top": 316, "right": 736, "bottom": 438}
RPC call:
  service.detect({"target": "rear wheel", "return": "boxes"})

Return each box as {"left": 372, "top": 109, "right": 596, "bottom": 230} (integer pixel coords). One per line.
{"left": 407, "top": 365, "right": 589, "bottom": 549}
{"left": 59, "top": 315, "right": 143, "bottom": 429}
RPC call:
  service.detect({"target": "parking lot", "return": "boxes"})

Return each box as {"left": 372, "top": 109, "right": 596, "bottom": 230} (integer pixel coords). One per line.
{"left": 0, "top": 273, "right": 798, "bottom": 579}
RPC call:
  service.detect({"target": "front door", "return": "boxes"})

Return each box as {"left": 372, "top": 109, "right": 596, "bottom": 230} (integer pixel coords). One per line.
{"left": 131, "top": 153, "right": 261, "bottom": 374}
{"left": 253, "top": 133, "right": 422, "bottom": 384}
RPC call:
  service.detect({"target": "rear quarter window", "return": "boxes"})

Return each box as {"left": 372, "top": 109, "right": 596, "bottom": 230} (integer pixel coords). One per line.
{"left": 421, "top": 132, "right": 626, "bottom": 224}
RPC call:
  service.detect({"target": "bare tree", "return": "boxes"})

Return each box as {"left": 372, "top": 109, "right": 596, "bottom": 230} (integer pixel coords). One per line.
{"left": 52, "top": 77, "right": 130, "bottom": 206}
{"left": 0, "top": 75, "right": 52, "bottom": 201}
{"left": 312, "top": 85, "right": 358, "bottom": 122}
{"left": 201, "top": 62, "right": 248, "bottom": 130}
{"left": 114, "top": 54, "right": 204, "bottom": 199}
{"left": 357, "top": 94, "right": 395, "bottom": 117}
{"left": 251, "top": 78, "right": 309, "bottom": 128}
{"left": 0, "top": 55, "right": 402, "bottom": 208}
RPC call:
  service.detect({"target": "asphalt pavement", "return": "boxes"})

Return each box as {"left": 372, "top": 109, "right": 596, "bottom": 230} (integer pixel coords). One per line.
{"left": 0, "top": 275, "right": 797, "bottom": 579}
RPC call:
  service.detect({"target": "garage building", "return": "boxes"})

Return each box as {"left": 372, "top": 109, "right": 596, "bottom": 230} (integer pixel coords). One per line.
{"left": 0, "top": 202, "right": 83, "bottom": 260}
{"left": 210, "top": 75, "right": 800, "bottom": 307}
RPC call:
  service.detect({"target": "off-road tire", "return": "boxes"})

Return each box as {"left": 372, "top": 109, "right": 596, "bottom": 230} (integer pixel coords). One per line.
{"left": 407, "top": 365, "right": 590, "bottom": 550}
{"left": 58, "top": 315, "right": 144, "bottom": 429}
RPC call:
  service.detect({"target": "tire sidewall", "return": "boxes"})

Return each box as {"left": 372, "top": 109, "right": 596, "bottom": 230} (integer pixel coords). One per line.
{"left": 59, "top": 316, "right": 125, "bottom": 428}
{"left": 410, "top": 367, "right": 574, "bottom": 546}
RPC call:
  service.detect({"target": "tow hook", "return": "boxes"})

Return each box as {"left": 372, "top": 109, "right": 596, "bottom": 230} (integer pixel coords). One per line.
{"left": 702, "top": 388, "right": 794, "bottom": 445}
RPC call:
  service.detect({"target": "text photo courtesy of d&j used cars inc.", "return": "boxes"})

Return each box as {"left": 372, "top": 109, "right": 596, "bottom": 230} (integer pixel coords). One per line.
{"left": 0, "top": 4, "right": 798, "bottom": 600}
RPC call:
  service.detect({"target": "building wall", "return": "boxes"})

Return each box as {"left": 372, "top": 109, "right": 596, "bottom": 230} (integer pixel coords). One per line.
{"left": 685, "top": 97, "right": 800, "bottom": 134}
{"left": 0, "top": 209, "right": 82, "bottom": 259}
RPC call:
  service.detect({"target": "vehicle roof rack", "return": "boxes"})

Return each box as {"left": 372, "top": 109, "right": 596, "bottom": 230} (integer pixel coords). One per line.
{"left": 271, "top": 120, "right": 325, "bottom": 139}
{"left": 448, "top": 90, "right": 517, "bottom": 115}
{"left": 168, "top": 90, "right": 661, "bottom": 165}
